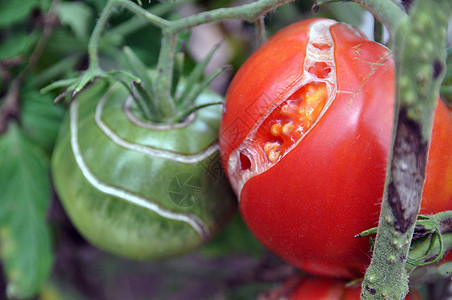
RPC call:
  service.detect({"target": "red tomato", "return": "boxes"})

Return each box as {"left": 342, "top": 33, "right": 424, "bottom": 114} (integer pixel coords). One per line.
{"left": 283, "top": 277, "right": 421, "bottom": 300}
{"left": 219, "top": 18, "right": 452, "bottom": 278}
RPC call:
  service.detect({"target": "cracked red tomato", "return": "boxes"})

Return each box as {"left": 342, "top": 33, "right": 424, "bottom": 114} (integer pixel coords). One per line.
{"left": 219, "top": 18, "right": 452, "bottom": 278}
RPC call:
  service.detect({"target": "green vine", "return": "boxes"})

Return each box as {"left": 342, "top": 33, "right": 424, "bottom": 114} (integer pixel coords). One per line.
{"left": 353, "top": 0, "right": 406, "bottom": 34}
{"left": 44, "top": 0, "right": 293, "bottom": 124}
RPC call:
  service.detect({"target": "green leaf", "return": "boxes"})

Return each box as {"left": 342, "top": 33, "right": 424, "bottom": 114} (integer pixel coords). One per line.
{"left": 21, "top": 88, "right": 65, "bottom": 154}
{"left": 0, "top": 0, "right": 39, "bottom": 28}
{"left": 0, "top": 123, "right": 53, "bottom": 299}
{"left": 56, "top": 2, "right": 93, "bottom": 41}
{"left": 0, "top": 31, "right": 40, "bottom": 60}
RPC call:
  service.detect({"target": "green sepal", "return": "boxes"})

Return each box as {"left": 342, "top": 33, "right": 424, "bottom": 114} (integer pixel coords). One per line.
{"left": 40, "top": 78, "right": 79, "bottom": 95}
{"left": 171, "top": 52, "right": 185, "bottom": 99}
{"left": 176, "top": 42, "right": 221, "bottom": 105}
{"left": 123, "top": 46, "right": 154, "bottom": 91}
{"left": 174, "top": 68, "right": 225, "bottom": 122}
{"left": 131, "top": 81, "right": 161, "bottom": 122}
{"left": 123, "top": 46, "right": 166, "bottom": 121}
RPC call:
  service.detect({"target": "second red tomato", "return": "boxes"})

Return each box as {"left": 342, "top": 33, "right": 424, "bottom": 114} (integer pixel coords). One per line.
{"left": 284, "top": 277, "right": 421, "bottom": 300}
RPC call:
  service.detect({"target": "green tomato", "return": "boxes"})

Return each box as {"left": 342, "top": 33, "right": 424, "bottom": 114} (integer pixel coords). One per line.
{"left": 52, "top": 78, "right": 236, "bottom": 259}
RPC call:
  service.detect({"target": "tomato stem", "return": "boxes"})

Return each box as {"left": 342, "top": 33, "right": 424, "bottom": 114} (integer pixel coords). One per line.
{"left": 154, "top": 32, "right": 177, "bottom": 119}
{"left": 358, "top": 1, "right": 452, "bottom": 299}
{"left": 373, "top": 18, "right": 383, "bottom": 44}
{"left": 352, "top": 0, "right": 406, "bottom": 35}
{"left": 88, "top": 0, "right": 125, "bottom": 70}
{"left": 255, "top": 15, "right": 268, "bottom": 46}
{"left": 166, "top": 0, "right": 292, "bottom": 34}
{"left": 99, "top": 1, "right": 180, "bottom": 46}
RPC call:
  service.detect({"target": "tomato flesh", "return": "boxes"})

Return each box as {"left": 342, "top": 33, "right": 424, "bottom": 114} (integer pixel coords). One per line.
{"left": 247, "top": 82, "right": 328, "bottom": 167}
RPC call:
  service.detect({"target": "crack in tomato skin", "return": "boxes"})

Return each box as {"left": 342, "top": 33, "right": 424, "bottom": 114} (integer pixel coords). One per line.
{"left": 223, "top": 18, "right": 338, "bottom": 197}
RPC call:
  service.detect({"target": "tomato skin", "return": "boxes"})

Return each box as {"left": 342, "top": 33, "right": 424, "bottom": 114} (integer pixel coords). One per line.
{"left": 285, "top": 277, "right": 421, "bottom": 300}
{"left": 423, "top": 101, "right": 452, "bottom": 211}
{"left": 52, "top": 79, "right": 236, "bottom": 259}
{"left": 219, "top": 18, "right": 452, "bottom": 278}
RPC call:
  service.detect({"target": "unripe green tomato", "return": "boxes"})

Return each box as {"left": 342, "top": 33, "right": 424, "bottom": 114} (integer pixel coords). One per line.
{"left": 52, "top": 78, "right": 236, "bottom": 259}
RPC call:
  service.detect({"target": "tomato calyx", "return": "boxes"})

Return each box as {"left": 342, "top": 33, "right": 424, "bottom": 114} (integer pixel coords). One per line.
{"left": 227, "top": 19, "right": 338, "bottom": 197}
{"left": 44, "top": 42, "right": 225, "bottom": 126}
{"left": 124, "top": 45, "right": 226, "bottom": 125}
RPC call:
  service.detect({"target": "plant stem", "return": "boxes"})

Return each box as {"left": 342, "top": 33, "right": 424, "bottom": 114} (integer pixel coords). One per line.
{"left": 101, "top": 0, "right": 180, "bottom": 45}
{"left": 256, "top": 15, "right": 267, "bottom": 47}
{"left": 0, "top": 79, "right": 20, "bottom": 134}
{"left": 88, "top": 0, "right": 170, "bottom": 71}
{"left": 167, "top": 0, "right": 293, "bottom": 34}
{"left": 353, "top": 0, "right": 406, "bottom": 34}
{"left": 359, "top": 0, "right": 452, "bottom": 299}
{"left": 373, "top": 18, "right": 383, "bottom": 44}
{"left": 28, "top": 0, "right": 61, "bottom": 70}
{"left": 87, "top": 0, "right": 115, "bottom": 70}
{"left": 113, "top": 0, "right": 170, "bottom": 28}
{"left": 155, "top": 33, "right": 177, "bottom": 119}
